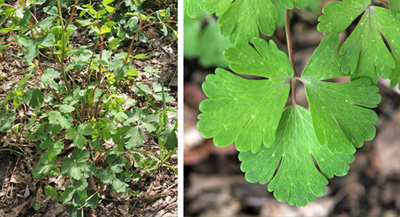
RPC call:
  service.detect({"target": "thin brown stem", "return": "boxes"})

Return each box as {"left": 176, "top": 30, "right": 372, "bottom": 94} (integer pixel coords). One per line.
{"left": 285, "top": 9, "right": 295, "bottom": 76}
{"left": 285, "top": 9, "right": 296, "bottom": 105}
{"left": 64, "top": 0, "right": 78, "bottom": 30}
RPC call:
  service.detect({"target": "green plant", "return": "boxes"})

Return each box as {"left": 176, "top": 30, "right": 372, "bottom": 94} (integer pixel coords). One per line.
{"left": 0, "top": 0, "right": 177, "bottom": 215}
{"left": 190, "top": 0, "right": 399, "bottom": 207}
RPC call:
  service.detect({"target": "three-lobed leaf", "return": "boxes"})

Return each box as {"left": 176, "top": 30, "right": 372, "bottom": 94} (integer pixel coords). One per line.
{"left": 198, "top": 38, "right": 292, "bottom": 152}
{"left": 66, "top": 124, "right": 94, "bottom": 148}
{"left": 239, "top": 106, "right": 354, "bottom": 207}
{"left": 318, "top": 0, "right": 400, "bottom": 84}
{"left": 61, "top": 150, "right": 95, "bottom": 180}
{"left": 302, "top": 34, "right": 381, "bottom": 153}
{"left": 23, "top": 88, "right": 44, "bottom": 109}
{"left": 48, "top": 111, "right": 73, "bottom": 129}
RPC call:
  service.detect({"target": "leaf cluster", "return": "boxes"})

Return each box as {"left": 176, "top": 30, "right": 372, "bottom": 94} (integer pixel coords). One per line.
{"left": 192, "top": 0, "right": 398, "bottom": 207}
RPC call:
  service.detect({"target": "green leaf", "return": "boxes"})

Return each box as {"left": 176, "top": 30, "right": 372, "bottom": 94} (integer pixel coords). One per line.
{"left": 96, "top": 169, "right": 114, "bottom": 185}
{"left": 65, "top": 206, "right": 80, "bottom": 217}
{"left": 66, "top": 125, "right": 92, "bottom": 149}
{"left": 125, "top": 126, "right": 145, "bottom": 149}
{"left": 239, "top": 106, "right": 354, "bottom": 207}
{"left": 38, "top": 15, "right": 57, "bottom": 29}
{"left": 32, "top": 162, "right": 59, "bottom": 179}
{"left": 43, "top": 5, "right": 58, "bottom": 16}
{"left": 389, "top": 53, "right": 400, "bottom": 89}
{"left": 28, "top": 0, "right": 46, "bottom": 5}
{"left": 76, "top": 19, "right": 92, "bottom": 26}
{"left": 133, "top": 153, "right": 158, "bottom": 170}
{"left": 109, "top": 38, "right": 121, "bottom": 50}
{"left": 38, "top": 137, "right": 54, "bottom": 150}
{"left": 100, "top": 25, "right": 111, "bottom": 34}
{"left": 198, "top": 38, "right": 292, "bottom": 152}
{"left": 23, "top": 88, "right": 44, "bottom": 109}
{"left": 60, "top": 104, "right": 75, "bottom": 113}
{"left": 160, "top": 127, "right": 178, "bottom": 151}
{"left": 185, "top": 0, "right": 203, "bottom": 18}
{"left": 41, "top": 68, "right": 60, "bottom": 90}
{"left": 114, "top": 111, "right": 128, "bottom": 122}
{"left": 106, "top": 151, "right": 126, "bottom": 173}
{"left": 0, "top": 110, "right": 16, "bottom": 132}
{"left": 103, "top": 0, "right": 115, "bottom": 5}
{"left": 104, "top": 4, "right": 115, "bottom": 13}
{"left": 30, "top": 200, "right": 41, "bottom": 210}
{"left": 114, "top": 63, "right": 129, "bottom": 80}
{"left": 317, "top": 0, "right": 369, "bottom": 34}
{"left": 203, "top": 0, "right": 278, "bottom": 43}
{"left": 301, "top": 34, "right": 381, "bottom": 153}
{"left": 390, "top": 0, "right": 400, "bottom": 16}
{"left": 73, "top": 179, "right": 88, "bottom": 191}
{"left": 48, "top": 111, "right": 72, "bottom": 129}
{"left": 59, "top": 186, "right": 75, "bottom": 204}
{"left": 61, "top": 150, "right": 95, "bottom": 180}
{"left": 72, "top": 190, "right": 87, "bottom": 207}
{"left": 318, "top": 1, "right": 400, "bottom": 84}
{"left": 279, "top": 0, "right": 308, "bottom": 10}
{"left": 39, "top": 142, "right": 63, "bottom": 163}
{"left": 133, "top": 54, "right": 149, "bottom": 59}
{"left": 37, "top": 33, "right": 56, "bottom": 47}
{"left": 15, "top": 35, "right": 38, "bottom": 63}
{"left": 44, "top": 185, "right": 58, "bottom": 200}
{"left": 86, "top": 190, "right": 100, "bottom": 209}
{"left": 112, "top": 177, "right": 129, "bottom": 193}
{"left": 141, "top": 114, "right": 158, "bottom": 132}
{"left": 100, "top": 123, "right": 118, "bottom": 140}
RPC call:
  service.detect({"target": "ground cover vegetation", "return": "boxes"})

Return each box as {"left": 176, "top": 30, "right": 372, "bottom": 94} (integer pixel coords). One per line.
{"left": 0, "top": 0, "right": 177, "bottom": 215}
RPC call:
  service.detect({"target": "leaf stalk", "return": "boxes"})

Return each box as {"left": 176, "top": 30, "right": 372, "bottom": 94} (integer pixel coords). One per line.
{"left": 285, "top": 9, "right": 296, "bottom": 105}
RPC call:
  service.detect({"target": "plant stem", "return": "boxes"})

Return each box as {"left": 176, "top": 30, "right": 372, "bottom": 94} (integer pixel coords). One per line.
{"left": 285, "top": 9, "right": 296, "bottom": 105}
{"left": 285, "top": 9, "right": 295, "bottom": 76}
{"left": 57, "top": 0, "right": 72, "bottom": 93}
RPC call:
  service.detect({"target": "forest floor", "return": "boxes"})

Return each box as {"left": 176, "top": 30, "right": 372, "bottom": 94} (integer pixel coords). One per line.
{"left": 0, "top": 2, "right": 178, "bottom": 216}
{"left": 184, "top": 2, "right": 400, "bottom": 216}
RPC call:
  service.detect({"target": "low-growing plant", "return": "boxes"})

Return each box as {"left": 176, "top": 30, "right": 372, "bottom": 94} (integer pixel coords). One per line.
{"left": 0, "top": 0, "right": 177, "bottom": 215}
{"left": 188, "top": 0, "right": 400, "bottom": 207}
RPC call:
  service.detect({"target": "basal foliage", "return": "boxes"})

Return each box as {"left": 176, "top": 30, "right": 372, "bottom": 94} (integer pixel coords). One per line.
{"left": 0, "top": 0, "right": 177, "bottom": 215}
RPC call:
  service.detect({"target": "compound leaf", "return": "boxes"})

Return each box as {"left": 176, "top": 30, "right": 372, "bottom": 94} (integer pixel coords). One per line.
{"left": 61, "top": 150, "right": 95, "bottom": 180}
{"left": 239, "top": 106, "right": 354, "bottom": 207}
{"left": 23, "top": 88, "right": 44, "bottom": 109}
{"left": 48, "top": 111, "right": 72, "bottom": 129}
{"left": 41, "top": 69, "right": 60, "bottom": 90}
{"left": 96, "top": 169, "right": 114, "bottom": 185}
{"left": 318, "top": 1, "right": 400, "bottom": 84}
{"left": 66, "top": 125, "right": 93, "bottom": 149}
{"left": 14, "top": 34, "right": 38, "bottom": 62}
{"left": 124, "top": 126, "right": 145, "bottom": 149}
{"left": 106, "top": 151, "right": 125, "bottom": 173}
{"left": 302, "top": 34, "right": 381, "bottom": 153}
{"left": 198, "top": 38, "right": 292, "bottom": 152}
{"left": 32, "top": 162, "right": 59, "bottom": 179}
